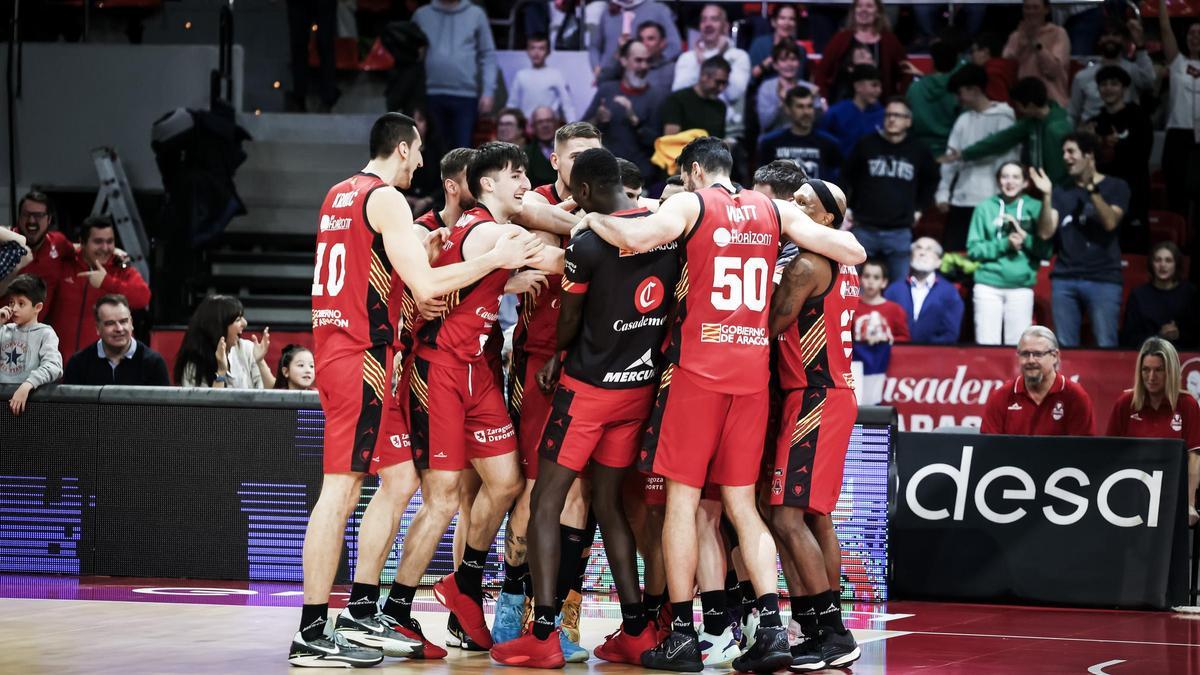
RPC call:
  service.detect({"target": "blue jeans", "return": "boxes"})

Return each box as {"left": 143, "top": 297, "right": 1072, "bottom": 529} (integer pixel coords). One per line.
{"left": 427, "top": 94, "right": 479, "bottom": 150}
{"left": 1051, "top": 277, "right": 1122, "bottom": 347}
{"left": 853, "top": 225, "right": 913, "bottom": 284}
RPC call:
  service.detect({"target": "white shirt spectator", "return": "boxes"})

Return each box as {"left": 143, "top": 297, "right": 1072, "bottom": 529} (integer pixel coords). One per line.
{"left": 509, "top": 66, "right": 577, "bottom": 122}
{"left": 1166, "top": 54, "right": 1200, "bottom": 133}
{"left": 181, "top": 338, "right": 263, "bottom": 389}
{"left": 937, "top": 102, "right": 1018, "bottom": 208}
{"left": 911, "top": 274, "right": 936, "bottom": 321}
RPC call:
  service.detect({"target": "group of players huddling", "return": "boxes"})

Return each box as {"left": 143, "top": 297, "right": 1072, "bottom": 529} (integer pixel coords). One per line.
{"left": 289, "top": 112, "right": 868, "bottom": 672}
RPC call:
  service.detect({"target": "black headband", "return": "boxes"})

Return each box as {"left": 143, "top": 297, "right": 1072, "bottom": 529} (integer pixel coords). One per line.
{"left": 807, "top": 179, "right": 843, "bottom": 228}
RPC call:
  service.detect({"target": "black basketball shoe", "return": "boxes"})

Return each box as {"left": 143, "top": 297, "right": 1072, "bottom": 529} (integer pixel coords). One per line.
{"left": 334, "top": 607, "right": 424, "bottom": 657}
{"left": 732, "top": 625, "right": 792, "bottom": 673}
{"left": 641, "top": 630, "right": 704, "bottom": 672}
{"left": 818, "top": 627, "right": 861, "bottom": 668}
{"left": 788, "top": 635, "right": 827, "bottom": 672}
{"left": 288, "top": 628, "right": 384, "bottom": 668}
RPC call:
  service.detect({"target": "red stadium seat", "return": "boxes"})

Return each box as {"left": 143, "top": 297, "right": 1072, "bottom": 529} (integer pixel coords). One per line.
{"left": 1121, "top": 253, "right": 1149, "bottom": 312}
{"left": 1148, "top": 210, "right": 1188, "bottom": 248}
{"left": 309, "top": 36, "right": 360, "bottom": 71}
{"left": 914, "top": 207, "right": 946, "bottom": 244}
{"left": 359, "top": 38, "right": 395, "bottom": 71}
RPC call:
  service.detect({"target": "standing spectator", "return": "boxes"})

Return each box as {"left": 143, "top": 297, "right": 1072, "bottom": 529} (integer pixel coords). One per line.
{"left": 914, "top": 5, "right": 985, "bottom": 51}
{"left": 671, "top": 4, "right": 751, "bottom": 140}
{"left": 596, "top": 20, "right": 677, "bottom": 93}
{"left": 585, "top": 39, "right": 667, "bottom": 177}
{"left": 48, "top": 216, "right": 150, "bottom": 360}
{"left": 906, "top": 40, "right": 961, "bottom": 157}
{"left": 1122, "top": 242, "right": 1199, "bottom": 349}
{"left": 883, "top": 237, "right": 965, "bottom": 345}
{"left": 525, "top": 106, "right": 561, "bottom": 187}
{"left": 0, "top": 275, "right": 61, "bottom": 415}
{"left": 174, "top": 295, "right": 274, "bottom": 389}
{"left": 814, "top": 0, "right": 913, "bottom": 102}
{"left": 1086, "top": 66, "right": 1154, "bottom": 240}
{"left": 758, "top": 86, "right": 843, "bottom": 181}
{"left": 414, "top": 0, "right": 497, "bottom": 149}
{"left": 0, "top": 228, "right": 31, "bottom": 292}
{"left": 843, "top": 97, "right": 939, "bottom": 283}
{"left": 1156, "top": 0, "right": 1200, "bottom": 225}
{"left": 951, "top": 77, "right": 1073, "bottom": 184}
{"left": 749, "top": 4, "right": 807, "bottom": 81}
{"left": 495, "top": 107, "right": 528, "bottom": 146}
{"left": 660, "top": 55, "right": 729, "bottom": 137}
{"left": 970, "top": 33, "right": 1014, "bottom": 105}
{"left": 1106, "top": 337, "right": 1200, "bottom": 525}
{"left": 938, "top": 64, "right": 1018, "bottom": 252}
{"left": 273, "top": 344, "right": 316, "bottom": 390}
{"left": 1067, "top": 21, "right": 1154, "bottom": 127}
{"left": 1050, "top": 132, "right": 1131, "bottom": 348}
{"left": 755, "top": 41, "right": 817, "bottom": 136}
{"left": 981, "top": 325, "right": 1094, "bottom": 435}
{"left": 1003, "top": 0, "right": 1071, "bottom": 107}
{"left": 967, "top": 162, "right": 1059, "bottom": 345}
{"left": 284, "top": 0, "right": 338, "bottom": 113}
{"left": 508, "top": 33, "right": 577, "bottom": 122}
{"left": 8, "top": 191, "right": 73, "bottom": 319}
{"left": 852, "top": 259, "right": 910, "bottom": 405}
{"left": 819, "top": 64, "right": 885, "bottom": 157}
{"left": 588, "top": 0, "right": 681, "bottom": 81}
{"left": 62, "top": 294, "right": 169, "bottom": 386}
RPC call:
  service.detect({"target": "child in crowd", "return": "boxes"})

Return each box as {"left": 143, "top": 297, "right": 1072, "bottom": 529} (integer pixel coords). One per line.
{"left": 0, "top": 275, "right": 63, "bottom": 415}
{"left": 273, "top": 344, "right": 315, "bottom": 390}
{"left": 851, "top": 260, "right": 909, "bottom": 405}
{"left": 508, "top": 33, "right": 576, "bottom": 122}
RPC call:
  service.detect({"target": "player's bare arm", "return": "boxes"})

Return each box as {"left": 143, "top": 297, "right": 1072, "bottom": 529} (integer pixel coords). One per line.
{"left": 776, "top": 199, "right": 867, "bottom": 266}
{"left": 770, "top": 253, "right": 830, "bottom": 337}
{"left": 370, "top": 188, "right": 543, "bottom": 302}
{"left": 461, "top": 221, "right": 566, "bottom": 275}
{"left": 572, "top": 191, "right": 695, "bottom": 253}
{"left": 512, "top": 189, "right": 583, "bottom": 235}
{"left": 536, "top": 290, "right": 584, "bottom": 393}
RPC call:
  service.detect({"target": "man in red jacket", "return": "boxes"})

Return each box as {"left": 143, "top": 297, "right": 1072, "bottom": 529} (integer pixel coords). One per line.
{"left": 48, "top": 215, "right": 150, "bottom": 359}
{"left": 10, "top": 191, "right": 76, "bottom": 319}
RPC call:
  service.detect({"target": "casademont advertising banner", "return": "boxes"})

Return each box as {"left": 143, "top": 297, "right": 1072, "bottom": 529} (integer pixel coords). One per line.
{"left": 882, "top": 345, "right": 1200, "bottom": 433}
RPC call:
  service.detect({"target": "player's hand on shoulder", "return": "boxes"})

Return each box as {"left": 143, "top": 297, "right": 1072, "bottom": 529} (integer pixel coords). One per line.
{"left": 493, "top": 228, "right": 545, "bottom": 269}
{"left": 572, "top": 212, "right": 600, "bottom": 239}
{"left": 505, "top": 269, "right": 549, "bottom": 296}
{"left": 423, "top": 227, "right": 450, "bottom": 263}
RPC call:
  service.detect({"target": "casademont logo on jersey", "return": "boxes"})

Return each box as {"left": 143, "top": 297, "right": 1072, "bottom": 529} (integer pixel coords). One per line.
{"left": 699, "top": 323, "right": 770, "bottom": 346}
{"left": 331, "top": 189, "right": 359, "bottom": 209}
{"left": 320, "top": 214, "right": 352, "bottom": 232}
{"left": 472, "top": 424, "right": 515, "bottom": 444}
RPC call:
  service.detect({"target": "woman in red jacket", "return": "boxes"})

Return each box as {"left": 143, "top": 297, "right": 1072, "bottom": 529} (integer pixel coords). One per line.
{"left": 814, "top": 0, "right": 917, "bottom": 102}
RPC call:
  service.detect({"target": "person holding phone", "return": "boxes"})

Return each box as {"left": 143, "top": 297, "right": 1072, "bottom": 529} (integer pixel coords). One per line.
{"left": 965, "top": 161, "right": 1059, "bottom": 345}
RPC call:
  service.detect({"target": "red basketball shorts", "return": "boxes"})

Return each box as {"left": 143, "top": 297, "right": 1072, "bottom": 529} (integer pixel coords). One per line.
{"left": 768, "top": 387, "right": 856, "bottom": 514}
{"left": 508, "top": 349, "right": 555, "bottom": 480}
{"left": 316, "top": 346, "right": 411, "bottom": 475}
{"left": 537, "top": 373, "right": 654, "bottom": 473}
{"left": 639, "top": 364, "right": 769, "bottom": 488}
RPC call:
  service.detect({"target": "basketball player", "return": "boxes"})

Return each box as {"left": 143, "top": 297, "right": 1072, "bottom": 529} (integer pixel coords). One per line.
{"left": 381, "top": 142, "right": 565, "bottom": 653}
{"left": 290, "top": 114, "right": 543, "bottom": 667}
{"left": 573, "top": 137, "right": 866, "bottom": 672}
{"left": 491, "top": 148, "right": 679, "bottom": 667}
{"left": 766, "top": 179, "right": 861, "bottom": 670}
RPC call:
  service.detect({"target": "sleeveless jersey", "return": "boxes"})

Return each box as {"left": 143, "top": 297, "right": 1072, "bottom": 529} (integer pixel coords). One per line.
{"left": 561, "top": 207, "right": 680, "bottom": 389}
{"left": 312, "top": 172, "right": 396, "bottom": 364}
{"left": 664, "top": 185, "right": 780, "bottom": 395}
{"left": 777, "top": 258, "right": 860, "bottom": 390}
{"left": 395, "top": 209, "right": 446, "bottom": 353}
{"left": 415, "top": 206, "right": 508, "bottom": 362}
{"left": 514, "top": 183, "right": 573, "bottom": 357}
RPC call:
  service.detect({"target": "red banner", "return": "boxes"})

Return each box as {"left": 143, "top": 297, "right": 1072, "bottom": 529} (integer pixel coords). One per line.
{"left": 883, "top": 345, "right": 1200, "bottom": 434}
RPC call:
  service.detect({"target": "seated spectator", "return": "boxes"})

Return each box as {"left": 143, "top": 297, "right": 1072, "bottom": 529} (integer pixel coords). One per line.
{"left": 967, "top": 162, "right": 1058, "bottom": 346}
{"left": 1122, "top": 242, "right": 1199, "bottom": 349}
{"left": 1004, "top": 0, "right": 1071, "bottom": 107}
{"left": 273, "top": 344, "right": 315, "bottom": 390}
{"left": 938, "top": 64, "right": 1018, "bottom": 251}
{"left": 525, "top": 106, "right": 561, "bottom": 188}
{"left": 672, "top": 4, "right": 751, "bottom": 139}
{"left": 48, "top": 215, "right": 150, "bottom": 360}
{"left": 758, "top": 86, "right": 842, "bottom": 180}
{"left": 883, "top": 236, "right": 964, "bottom": 344}
{"left": 843, "top": 97, "right": 938, "bottom": 283}
{"left": 749, "top": 4, "right": 807, "bottom": 81}
{"left": 1157, "top": 0, "right": 1200, "bottom": 226}
{"left": 852, "top": 259, "right": 910, "bottom": 405}
{"left": 415, "top": 0, "right": 497, "bottom": 149}
{"left": 584, "top": 39, "right": 667, "bottom": 178}
{"left": 62, "top": 293, "right": 169, "bottom": 386}
{"left": 0, "top": 227, "right": 31, "bottom": 290}
{"left": 970, "top": 33, "right": 1014, "bottom": 105}
{"left": 175, "top": 295, "right": 274, "bottom": 389}
{"left": 755, "top": 41, "right": 818, "bottom": 136}
{"left": 495, "top": 107, "right": 528, "bottom": 146}
{"left": 906, "top": 39, "right": 962, "bottom": 157}
{"left": 508, "top": 33, "right": 577, "bottom": 122}
{"left": 0, "top": 275, "right": 62, "bottom": 415}
{"left": 819, "top": 64, "right": 885, "bottom": 157}
{"left": 1106, "top": 337, "right": 1200, "bottom": 525}
{"left": 1085, "top": 66, "right": 1153, "bottom": 238}
{"left": 814, "top": 0, "right": 913, "bottom": 102}
{"left": 950, "top": 77, "right": 1072, "bottom": 185}
{"left": 1067, "top": 20, "right": 1154, "bottom": 127}
{"left": 660, "top": 55, "right": 729, "bottom": 137}
{"left": 8, "top": 191, "right": 73, "bottom": 319}
{"left": 588, "top": 0, "right": 681, "bottom": 81}
{"left": 1049, "top": 132, "right": 1131, "bottom": 348}
{"left": 981, "top": 325, "right": 1094, "bottom": 435}
{"left": 599, "top": 20, "right": 677, "bottom": 93}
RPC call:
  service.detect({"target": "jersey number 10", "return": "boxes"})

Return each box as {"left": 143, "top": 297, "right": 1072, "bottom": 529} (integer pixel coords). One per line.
{"left": 711, "top": 256, "right": 768, "bottom": 311}
{"left": 312, "top": 242, "right": 347, "bottom": 297}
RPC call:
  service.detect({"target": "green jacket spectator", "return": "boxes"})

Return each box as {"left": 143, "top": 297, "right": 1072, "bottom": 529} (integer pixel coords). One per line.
{"left": 906, "top": 41, "right": 961, "bottom": 155}
{"left": 960, "top": 78, "right": 1073, "bottom": 184}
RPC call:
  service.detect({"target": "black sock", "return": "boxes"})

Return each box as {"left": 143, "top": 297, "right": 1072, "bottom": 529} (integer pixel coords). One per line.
{"left": 670, "top": 600, "right": 696, "bottom": 635}
{"left": 699, "top": 590, "right": 728, "bottom": 635}
{"left": 299, "top": 603, "right": 329, "bottom": 640}
{"left": 739, "top": 581, "right": 756, "bottom": 614}
{"left": 724, "top": 570, "right": 740, "bottom": 609}
{"left": 758, "top": 593, "right": 783, "bottom": 628}
{"left": 572, "top": 521, "right": 597, "bottom": 595}
{"left": 456, "top": 545, "right": 489, "bottom": 600}
{"left": 793, "top": 594, "right": 819, "bottom": 637}
{"left": 502, "top": 560, "right": 529, "bottom": 596}
{"left": 644, "top": 590, "right": 666, "bottom": 623}
{"left": 555, "top": 525, "right": 587, "bottom": 608}
{"left": 621, "top": 601, "right": 648, "bottom": 635}
{"left": 347, "top": 582, "right": 380, "bottom": 619}
{"left": 816, "top": 589, "right": 846, "bottom": 633}
{"left": 532, "top": 604, "right": 557, "bottom": 640}
{"left": 381, "top": 583, "right": 418, "bottom": 623}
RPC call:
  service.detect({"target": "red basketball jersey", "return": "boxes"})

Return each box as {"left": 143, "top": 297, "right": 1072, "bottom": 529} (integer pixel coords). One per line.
{"left": 515, "top": 183, "right": 572, "bottom": 357}
{"left": 394, "top": 209, "right": 446, "bottom": 352}
{"left": 777, "top": 258, "right": 860, "bottom": 390}
{"left": 665, "top": 185, "right": 780, "bottom": 395}
{"left": 312, "top": 172, "right": 397, "bottom": 364}
{"left": 415, "top": 206, "right": 508, "bottom": 362}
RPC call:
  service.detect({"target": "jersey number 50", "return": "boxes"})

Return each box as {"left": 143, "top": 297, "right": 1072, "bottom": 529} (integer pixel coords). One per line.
{"left": 312, "top": 242, "right": 347, "bottom": 297}
{"left": 711, "top": 256, "right": 768, "bottom": 311}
